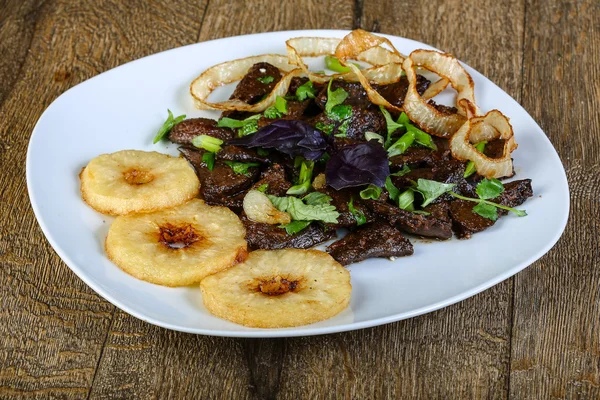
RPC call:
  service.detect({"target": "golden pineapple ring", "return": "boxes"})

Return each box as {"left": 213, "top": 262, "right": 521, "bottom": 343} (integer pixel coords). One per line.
{"left": 105, "top": 199, "right": 248, "bottom": 286}
{"left": 200, "top": 249, "right": 352, "bottom": 328}
{"left": 80, "top": 150, "right": 199, "bottom": 215}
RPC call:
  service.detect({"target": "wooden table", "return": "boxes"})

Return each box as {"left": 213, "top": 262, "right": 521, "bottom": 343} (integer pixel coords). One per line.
{"left": 1, "top": 0, "right": 598, "bottom": 398}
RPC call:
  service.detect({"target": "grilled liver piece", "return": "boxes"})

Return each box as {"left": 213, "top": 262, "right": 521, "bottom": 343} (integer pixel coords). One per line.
{"left": 327, "top": 222, "right": 414, "bottom": 265}
{"left": 169, "top": 118, "right": 234, "bottom": 145}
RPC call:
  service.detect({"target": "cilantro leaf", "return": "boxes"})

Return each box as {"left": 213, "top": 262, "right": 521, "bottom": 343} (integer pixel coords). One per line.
{"left": 348, "top": 197, "right": 366, "bottom": 226}
{"left": 415, "top": 179, "right": 456, "bottom": 207}
{"left": 295, "top": 81, "right": 317, "bottom": 101}
{"left": 275, "top": 95, "right": 287, "bottom": 114}
{"left": 359, "top": 184, "right": 382, "bottom": 200}
{"left": 257, "top": 75, "right": 275, "bottom": 84}
{"left": 267, "top": 195, "right": 339, "bottom": 224}
{"left": 476, "top": 178, "right": 505, "bottom": 200}
{"left": 315, "top": 122, "right": 334, "bottom": 135}
{"left": 472, "top": 202, "right": 499, "bottom": 221}
{"left": 328, "top": 104, "right": 352, "bottom": 121}
{"left": 192, "top": 135, "right": 223, "bottom": 153}
{"left": 334, "top": 119, "right": 352, "bottom": 137}
{"left": 379, "top": 105, "right": 404, "bottom": 141}
{"left": 325, "top": 79, "right": 349, "bottom": 114}
{"left": 283, "top": 220, "right": 312, "bottom": 235}
{"left": 222, "top": 160, "right": 260, "bottom": 175}
{"left": 153, "top": 109, "right": 186, "bottom": 144}
{"left": 263, "top": 106, "right": 282, "bottom": 119}
{"left": 257, "top": 183, "right": 269, "bottom": 193}
{"left": 385, "top": 176, "right": 401, "bottom": 202}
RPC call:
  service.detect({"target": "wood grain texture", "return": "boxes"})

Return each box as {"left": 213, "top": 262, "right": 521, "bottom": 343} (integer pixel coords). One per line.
{"left": 0, "top": 0, "right": 597, "bottom": 399}
{"left": 510, "top": 1, "right": 600, "bottom": 399}
{"left": 0, "top": 0, "right": 206, "bottom": 398}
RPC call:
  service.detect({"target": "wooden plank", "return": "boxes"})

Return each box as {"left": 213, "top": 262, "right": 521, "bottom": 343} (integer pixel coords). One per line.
{"left": 89, "top": 1, "right": 356, "bottom": 399}
{"left": 0, "top": 1, "right": 207, "bottom": 398}
{"left": 510, "top": 1, "right": 600, "bottom": 398}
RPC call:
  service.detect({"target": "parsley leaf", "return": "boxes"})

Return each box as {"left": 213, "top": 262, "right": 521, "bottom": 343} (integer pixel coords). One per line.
{"left": 348, "top": 196, "right": 366, "bottom": 226}
{"left": 153, "top": 109, "right": 186, "bottom": 144}
{"left": 295, "top": 81, "right": 317, "bottom": 101}
{"left": 379, "top": 107, "right": 437, "bottom": 151}
{"left": 192, "top": 135, "right": 223, "bottom": 153}
{"left": 472, "top": 202, "right": 498, "bottom": 221}
{"left": 283, "top": 220, "right": 312, "bottom": 235}
{"left": 267, "top": 195, "right": 340, "bottom": 224}
{"left": 302, "top": 192, "right": 332, "bottom": 205}
{"left": 222, "top": 160, "right": 260, "bottom": 175}
{"left": 414, "top": 179, "right": 456, "bottom": 207}
{"left": 334, "top": 118, "right": 352, "bottom": 137}
{"left": 360, "top": 184, "right": 382, "bottom": 200}
{"left": 257, "top": 183, "right": 269, "bottom": 193}
{"left": 263, "top": 106, "right": 282, "bottom": 119}
{"left": 476, "top": 178, "right": 504, "bottom": 200}
{"left": 202, "top": 152, "right": 215, "bottom": 171}
{"left": 325, "top": 79, "right": 349, "bottom": 114}
{"left": 257, "top": 75, "right": 275, "bottom": 84}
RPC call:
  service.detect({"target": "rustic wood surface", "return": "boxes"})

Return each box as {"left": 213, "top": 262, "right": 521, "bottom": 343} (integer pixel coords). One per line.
{"left": 0, "top": 0, "right": 597, "bottom": 398}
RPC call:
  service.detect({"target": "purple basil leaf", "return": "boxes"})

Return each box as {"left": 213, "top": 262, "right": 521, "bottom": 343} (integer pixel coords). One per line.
{"left": 325, "top": 142, "right": 390, "bottom": 190}
{"left": 228, "top": 120, "right": 329, "bottom": 161}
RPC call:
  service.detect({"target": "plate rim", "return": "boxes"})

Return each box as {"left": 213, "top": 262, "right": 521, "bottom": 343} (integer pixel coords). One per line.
{"left": 26, "top": 29, "right": 570, "bottom": 338}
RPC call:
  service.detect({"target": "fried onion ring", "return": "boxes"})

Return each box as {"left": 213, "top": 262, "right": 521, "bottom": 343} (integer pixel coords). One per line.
{"left": 449, "top": 110, "right": 517, "bottom": 178}
{"left": 190, "top": 54, "right": 301, "bottom": 112}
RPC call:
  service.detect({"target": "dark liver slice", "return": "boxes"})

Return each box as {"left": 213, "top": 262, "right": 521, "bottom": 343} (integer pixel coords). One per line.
{"left": 169, "top": 118, "right": 234, "bottom": 145}
{"left": 241, "top": 215, "right": 335, "bottom": 250}
{"left": 327, "top": 222, "right": 414, "bottom": 265}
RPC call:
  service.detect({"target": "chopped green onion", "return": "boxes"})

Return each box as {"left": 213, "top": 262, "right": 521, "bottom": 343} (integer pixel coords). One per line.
{"left": 324, "top": 56, "right": 361, "bottom": 73}
{"left": 192, "top": 135, "right": 223, "bottom": 153}
{"left": 365, "top": 131, "right": 385, "bottom": 144}
{"left": 286, "top": 160, "right": 314, "bottom": 195}
{"left": 398, "top": 189, "right": 415, "bottom": 211}
{"left": 360, "top": 184, "right": 382, "bottom": 200}
{"left": 387, "top": 131, "right": 416, "bottom": 157}
{"left": 463, "top": 141, "right": 487, "bottom": 178}
{"left": 275, "top": 95, "right": 288, "bottom": 114}
{"left": 385, "top": 176, "right": 401, "bottom": 202}
{"left": 283, "top": 220, "right": 312, "bottom": 235}
{"left": 202, "top": 152, "right": 215, "bottom": 171}
{"left": 348, "top": 196, "right": 366, "bottom": 226}
{"left": 223, "top": 160, "right": 260, "bottom": 175}
{"left": 153, "top": 109, "right": 186, "bottom": 144}
{"left": 217, "top": 114, "right": 261, "bottom": 129}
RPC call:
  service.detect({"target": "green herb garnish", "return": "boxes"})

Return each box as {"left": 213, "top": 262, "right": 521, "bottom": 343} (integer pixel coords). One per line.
{"left": 303, "top": 192, "right": 332, "bottom": 205}
{"left": 463, "top": 141, "right": 487, "bottom": 178}
{"left": 217, "top": 114, "right": 261, "bottom": 129}
{"left": 360, "top": 184, "right": 382, "bottom": 200}
{"left": 315, "top": 122, "right": 334, "bottom": 135}
{"left": 398, "top": 189, "right": 415, "bottom": 211}
{"left": 268, "top": 194, "right": 339, "bottom": 224}
{"left": 365, "top": 131, "right": 385, "bottom": 144}
{"left": 153, "top": 109, "right": 186, "bottom": 144}
{"left": 390, "top": 165, "right": 411, "bottom": 176}
{"left": 192, "top": 135, "right": 223, "bottom": 153}
{"left": 257, "top": 76, "right": 275, "bottom": 84}
{"left": 283, "top": 220, "right": 312, "bottom": 235}
{"left": 385, "top": 176, "right": 401, "bottom": 202}
{"left": 295, "top": 80, "right": 317, "bottom": 101}
{"left": 325, "top": 79, "right": 349, "bottom": 114}
{"left": 348, "top": 196, "right": 367, "bottom": 226}
{"left": 324, "top": 56, "right": 360, "bottom": 73}
{"left": 387, "top": 131, "right": 416, "bottom": 157}
{"left": 286, "top": 160, "right": 314, "bottom": 195}
{"left": 223, "top": 160, "right": 260, "bottom": 175}
{"left": 202, "top": 152, "right": 215, "bottom": 171}
{"left": 413, "top": 178, "right": 527, "bottom": 220}
{"left": 379, "top": 106, "right": 436, "bottom": 151}
{"left": 334, "top": 118, "right": 352, "bottom": 137}
{"left": 257, "top": 183, "right": 269, "bottom": 193}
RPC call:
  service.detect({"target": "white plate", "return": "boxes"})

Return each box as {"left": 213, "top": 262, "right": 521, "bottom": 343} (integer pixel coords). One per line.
{"left": 26, "top": 30, "right": 569, "bottom": 338}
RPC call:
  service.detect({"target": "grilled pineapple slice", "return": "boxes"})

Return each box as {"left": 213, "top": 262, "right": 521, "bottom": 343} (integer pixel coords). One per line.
{"left": 200, "top": 249, "right": 351, "bottom": 328}
{"left": 105, "top": 199, "right": 247, "bottom": 286}
{"left": 81, "top": 150, "right": 199, "bottom": 215}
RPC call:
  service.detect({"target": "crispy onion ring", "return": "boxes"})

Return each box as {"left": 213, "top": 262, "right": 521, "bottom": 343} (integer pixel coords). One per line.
{"left": 449, "top": 110, "right": 517, "bottom": 178}
{"left": 402, "top": 50, "right": 483, "bottom": 138}
{"left": 334, "top": 29, "right": 407, "bottom": 111}
{"left": 285, "top": 35, "right": 404, "bottom": 84}
{"left": 190, "top": 55, "right": 302, "bottom": 112}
